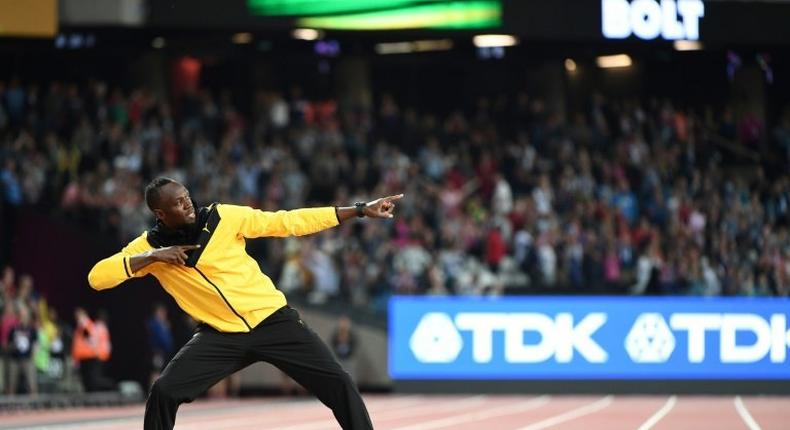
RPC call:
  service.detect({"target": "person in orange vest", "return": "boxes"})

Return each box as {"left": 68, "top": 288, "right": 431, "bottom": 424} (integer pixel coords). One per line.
{"left": 94, "top": 309, "right": 112, "bottom": 362}
{"left": 71, "top": 308, "right": 114, "bottom": 392}
{"left": 93, "top": 309, "right": 113, "bottom": 391}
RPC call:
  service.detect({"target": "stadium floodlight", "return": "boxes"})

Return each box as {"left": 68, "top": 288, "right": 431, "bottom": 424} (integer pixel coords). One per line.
{"left": 232, "top": 32, "right": 253, "bottom": 44}
{"left": 674, "top": 40, "right": 703, "bottom": 51}
{"left": 472, "top": 34, "right": 517, "bottom": 48}
{"left": 375, "top": 42, "right": 414, "bottom": 55}
{"left": 413, "top": 39, "right": 454, "bottom": 52}
{"left": 596, "top": 54, "right": 632, "bottom": 68}
{"left": 565, "top": 59, "right": 577, "bottom": 72}
{"left": 292, "top": 28, "right": 322, "bottom": 40}
{"left": 375, "top": 39, "right": 454, "bottom": 55}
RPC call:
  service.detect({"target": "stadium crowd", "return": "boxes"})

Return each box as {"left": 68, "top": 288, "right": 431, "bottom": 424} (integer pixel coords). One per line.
{"left": 0, "top": 266, "right": 75, "bottom": 395}
{"left": 1, "top": 78, "right": 789, "bottom": 318}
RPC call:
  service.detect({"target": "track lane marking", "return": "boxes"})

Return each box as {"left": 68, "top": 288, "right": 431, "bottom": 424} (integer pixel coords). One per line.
{"left": 635, "top": 395, "right": 677, "bottom": 430}
{"left": 514, "top": 396, "right": 614, "bottom": 430}
{"left": 735, "top": 396, "right": 762, "bottom": 430}
{"left": 389, "top": 395, "right": 551, "bottom": 430}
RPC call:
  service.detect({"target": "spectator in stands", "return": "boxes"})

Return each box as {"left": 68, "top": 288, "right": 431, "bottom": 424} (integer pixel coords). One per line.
{"left": 146, "top": 303, "right": 174, "bottom": 388}
{"left": 330, "top": 315, "right": 358, "bottom": 383}
{"left": 33, "top": 301, "right": 54, "bottom": 385}
{"left": 94, "top": 309, "right": 113, "bottom": 386}
{"left": 93, "top": 309, "right": 111, "bottom": 360}
{"left": 1, "top": 159, "right": 23, "bottom": 265}
{"left": 0, "top": 266, "right": 14, "bottom": 293}
{"left": 37, "top": 303, "right": 69, "bottom": 390}
{"left": 1, "top": 78, "right": 788, "bottom": 308}
{"left": 53, "top": 307, "right": 71, "bottom": 373}
{"left": 14, "top": 274, "right": 36, "bottom": 313}
{"left": 4, "top": 78, "right": 26, "bottom": 127}
{"left": 6, "top": 305, "right": 37, "bottom": 395}
{"left": 0, "top": 299, "right": 18, "bottom": 393}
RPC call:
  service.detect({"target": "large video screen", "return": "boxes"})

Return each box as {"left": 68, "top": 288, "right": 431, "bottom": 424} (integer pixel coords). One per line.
{"left": 148, "top": 0, "right": 789, "bottom": 44}
{"left": 0, "top": 0, "right": 57, "bottom": 38}
{"left": 247, "top": 0, "right": 502, "bottom": 30}
{"left": 389, "top": 296, "right": 790, "bottom": 380}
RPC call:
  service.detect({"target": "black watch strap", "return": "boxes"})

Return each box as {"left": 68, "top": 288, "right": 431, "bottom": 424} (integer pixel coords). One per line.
{"left": 354, "top": 202, "right": 367, "bottom": 218}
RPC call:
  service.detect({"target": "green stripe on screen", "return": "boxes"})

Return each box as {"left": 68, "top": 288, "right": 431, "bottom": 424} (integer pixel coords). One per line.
{"left": 248, "top": 0, "right": 427, "bottom": 16}
{"left": 296, "top": 1, "right": 501, "bottom": 30}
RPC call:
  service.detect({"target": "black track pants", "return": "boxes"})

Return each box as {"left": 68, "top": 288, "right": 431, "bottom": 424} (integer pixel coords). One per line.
{"left": 144, "top": 306, "right": 373, "bottom": 430}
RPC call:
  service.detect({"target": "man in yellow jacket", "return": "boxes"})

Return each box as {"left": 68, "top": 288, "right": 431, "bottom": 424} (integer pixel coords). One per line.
{"left": 88, "top": 177, "right": 402, "bottom": 430}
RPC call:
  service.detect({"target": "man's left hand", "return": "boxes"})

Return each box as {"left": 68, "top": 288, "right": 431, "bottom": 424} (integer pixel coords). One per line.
{"left": 364, "top": 194, "right": 404, "bottom": 219}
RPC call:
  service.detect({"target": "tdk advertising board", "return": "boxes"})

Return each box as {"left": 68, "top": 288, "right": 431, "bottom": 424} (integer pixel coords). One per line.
{"left": 388, "top": 297, "right": 790, "bottom": 380}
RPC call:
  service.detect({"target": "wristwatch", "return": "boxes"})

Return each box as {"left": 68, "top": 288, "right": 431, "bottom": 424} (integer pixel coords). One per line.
{"left": 354, "top": 201, "right": 367, "bottom": 218}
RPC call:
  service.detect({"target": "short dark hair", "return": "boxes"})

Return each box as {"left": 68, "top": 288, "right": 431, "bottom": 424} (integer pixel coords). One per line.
{"left": 144, "top": 177, "right": 176, "bottom": 211}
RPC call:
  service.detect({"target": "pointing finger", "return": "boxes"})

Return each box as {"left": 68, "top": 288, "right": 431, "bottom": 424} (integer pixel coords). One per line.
{"left": 384, "top": 194, "right": 404, "bottom": 201}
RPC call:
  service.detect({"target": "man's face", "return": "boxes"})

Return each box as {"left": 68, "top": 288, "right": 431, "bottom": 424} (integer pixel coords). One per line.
{"left": 153, "top": 182, "right": 196, "bottom": 228}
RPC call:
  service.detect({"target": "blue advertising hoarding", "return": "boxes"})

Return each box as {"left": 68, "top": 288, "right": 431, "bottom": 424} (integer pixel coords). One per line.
{"left": 388, "top": 296, "right": 790, "bottom": 380}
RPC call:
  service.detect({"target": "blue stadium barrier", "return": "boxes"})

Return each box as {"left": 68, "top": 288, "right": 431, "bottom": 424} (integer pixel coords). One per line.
{"left": 389, "top": 296, "right": 790, "bottom": 380}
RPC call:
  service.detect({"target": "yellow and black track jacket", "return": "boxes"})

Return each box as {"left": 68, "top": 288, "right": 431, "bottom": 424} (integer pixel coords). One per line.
{"left": 88, "top": 204, "right": 339, "bottom": 332}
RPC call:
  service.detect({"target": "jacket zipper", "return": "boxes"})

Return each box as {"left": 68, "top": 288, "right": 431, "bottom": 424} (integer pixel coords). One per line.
{"left": 193, "top": 267, "right": 253, "bottom": 331}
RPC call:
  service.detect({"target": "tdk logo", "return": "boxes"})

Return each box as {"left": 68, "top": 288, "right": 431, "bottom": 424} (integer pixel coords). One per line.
{"left": 409, "top": 313, "right": 463, "bottom": 363}
{"left": 602, "top": 0, "right": 705, "bottom": 40}
{"left": 410, "top": 312, "right": 608, "bottom": 364}
{"left": 625, "top": 313, "right": 675, "bottom": 363}
{"left": 669, "top": 314, "right": 790, "bottom": 363}
{"left": 627, "top": 313, "right": 790, "bottom": 364}
{"left": 410, "top": 312, "right": 790, "bottom": 365}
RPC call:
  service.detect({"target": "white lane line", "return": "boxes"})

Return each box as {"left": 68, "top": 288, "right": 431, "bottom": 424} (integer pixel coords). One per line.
{"left": 48, "top": 397, "right": 426, "bottom": 430}
{"left": 175, "top": 396, "right": 430, "bottom": 430}
{"left": 735, "top": 396, "right": 762, "bottom": 430}
{"left": 375, "top": 395, "right": 489, "bottom": 421}
{"left": 390, "top": 395, "right": 551, "bottom": 430}
{"left": 514, "top": 395, "right": 614, "bottom": 430}
{"left": 271, "top": 395, "right": 489, "bottom": 430}
{"left": 15, "top": 416, "right": 139, "bottom": 430}
{"left": 636, "top": 396, "right": 677, "bottom": 430}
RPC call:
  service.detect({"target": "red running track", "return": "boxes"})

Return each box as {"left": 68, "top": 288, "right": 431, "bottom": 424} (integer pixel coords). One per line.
{"left": 1, "top": 395, "right": 788, "bottom": 429}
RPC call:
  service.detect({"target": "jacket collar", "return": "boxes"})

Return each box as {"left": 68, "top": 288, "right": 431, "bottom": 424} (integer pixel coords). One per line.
{"left": 146, "top": 201, "right": 211, "bottom": 248}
